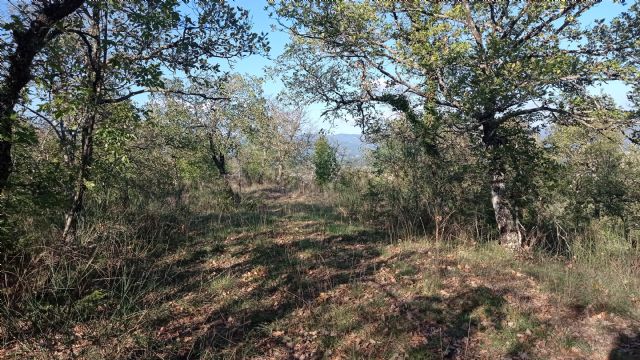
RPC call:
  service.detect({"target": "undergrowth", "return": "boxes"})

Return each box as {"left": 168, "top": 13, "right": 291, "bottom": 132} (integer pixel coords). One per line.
{"left": 1, "top": 185, "right": 639, "bottom": 359}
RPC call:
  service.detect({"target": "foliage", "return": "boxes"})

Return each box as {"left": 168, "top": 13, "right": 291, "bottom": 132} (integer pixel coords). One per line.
{"left": 313, "top": 133, "right": 339, "bottom": 186}
{"left": 1, "top": 1, "right": 640, "bottom": 358}
{"left": 541, "top": 125, "right": 640, "bottom": 247}
{"left": 272, "top": 0, "right": 639, "bottom": 247}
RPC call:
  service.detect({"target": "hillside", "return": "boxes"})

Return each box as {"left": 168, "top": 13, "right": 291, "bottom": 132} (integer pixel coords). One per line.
{"left": 2, "top": 2, "right": 640, "bottom": 359}
{"left": 327, "top": 134, "right": 373, "bottom": 161}
{"left": 3, "top": 188, "right": 638, "bottom": 359}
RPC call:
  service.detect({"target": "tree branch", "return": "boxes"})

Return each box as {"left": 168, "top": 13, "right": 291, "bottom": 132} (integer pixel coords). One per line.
{"left": 99, "top": 89, "right": 229, "bottom": 105}
{"left": 23, "top": 105, "right": 63, "bottom": 141}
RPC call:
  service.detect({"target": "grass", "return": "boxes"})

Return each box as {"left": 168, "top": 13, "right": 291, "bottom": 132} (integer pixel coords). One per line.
{"left": 560, "top": 334, "right": 593, "bottom": 353}
{"left": 458, "top": 242, "right": 640, "bottom": 319}
{"left": 526, "top": 260, "right": 639, "bottom": 316}
{"left": 1, "top": 186, "right": 639, "bottom": 359}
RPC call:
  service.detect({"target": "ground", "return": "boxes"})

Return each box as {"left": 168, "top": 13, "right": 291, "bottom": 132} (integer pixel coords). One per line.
{"left": 2, "top": 188, "right": 640, "bottom": 359}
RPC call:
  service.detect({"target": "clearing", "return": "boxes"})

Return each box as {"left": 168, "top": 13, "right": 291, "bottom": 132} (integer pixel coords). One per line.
{"left": 3, "top": 188, "right": 640, "bottom": 359}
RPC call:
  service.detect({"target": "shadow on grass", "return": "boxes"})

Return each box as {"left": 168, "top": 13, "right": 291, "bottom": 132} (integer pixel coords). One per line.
{"left": 160, "top": 228, "right": 388, "bottom": 358}
{"left": 0, "top": 190, "right": 549, "bottom": 359}
{"left": 609, "top": 331, "right": 640, "bottom": 359}
{"left": 161, "top": 239, "right": 516, "bottom": 358}
{"left": 375, "top": 282, "right": 507, "bottom": 358}
{"left": 129, "top": 202, "right": 526, "bottom": 359}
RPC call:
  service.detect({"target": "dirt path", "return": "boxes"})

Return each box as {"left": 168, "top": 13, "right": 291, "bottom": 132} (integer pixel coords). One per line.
{"left": 141, "top": 190, "right": 639, "bottom": 359}
{"left": 4, "top": 189, "right": 640, "bottom": 359}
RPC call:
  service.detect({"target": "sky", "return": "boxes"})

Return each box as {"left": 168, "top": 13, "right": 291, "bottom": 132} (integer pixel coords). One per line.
{"left": 226, "top": 1, "right": 363, "bottom": 134}
{"left": 228, "top": 0, "right": 636, "bottom": 135}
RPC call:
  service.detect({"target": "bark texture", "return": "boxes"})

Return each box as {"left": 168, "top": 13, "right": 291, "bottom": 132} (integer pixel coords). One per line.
{"left": 490, "top": 169, "right": 521, "bottom": 249}
{"left": 482, "top": 120, "right": 522, "bottom": 249}
{"left": 62, "top": 110, "right": 97, "bottom": 241}
{"left": 208, "top": 133, "right": 239, "bottom": 203}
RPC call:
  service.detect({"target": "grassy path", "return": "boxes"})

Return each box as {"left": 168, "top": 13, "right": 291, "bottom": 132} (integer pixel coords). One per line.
{"left": 4, "top": 188, "right": 640, "bottom": 359}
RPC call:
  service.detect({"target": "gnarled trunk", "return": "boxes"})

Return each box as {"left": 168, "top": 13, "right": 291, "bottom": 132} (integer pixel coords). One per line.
{"left": 0, "top": 0, "right": 85, "bottom": 195}
{"left": 482, "top": 120, "right": 522, "bottom": 249}
{"left": 490, "top": 168, "right": 521, "bottom": 249}
{"left": 208, "top": 134, "right": 239, "bottom": 203}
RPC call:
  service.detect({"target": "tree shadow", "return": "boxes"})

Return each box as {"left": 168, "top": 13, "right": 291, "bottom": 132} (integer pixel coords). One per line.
{"left": 161, "top": 228, "right": 387, "bottom": 358}
{"left": 3, "top": 190, "right": 558, "bottom": 359}
{"left": 609, "top": 331, "right": 640, "bottom": 360}
{"left": 376, "top": 283, "right": 507, "bottom": 358}
{"left": 181, "top": 205, "right": 513, "bottom": 358}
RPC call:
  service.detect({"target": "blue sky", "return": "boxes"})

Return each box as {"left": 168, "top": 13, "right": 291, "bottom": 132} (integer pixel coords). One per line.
{"left": 229, "top": 1, "right": 362, "bottom": 134}
{"left": 230, "top": 0, "right": 635, "bottom": 135}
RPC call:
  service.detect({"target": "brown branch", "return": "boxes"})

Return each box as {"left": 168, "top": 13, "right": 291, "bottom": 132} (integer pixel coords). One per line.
{"left": 23, "top": 105, "right": 63, "bottom": 141}
{"left": 461, "top": 0, "right": 485, "bottom": 53}
{"left": 0, "top": 0, "right": 86, "bottom": 193}
{"left": 496, "top": 105, "right": 570, "bottom": 122}
{"left": 99, "top": 89, "right": 229, "bottom": 105}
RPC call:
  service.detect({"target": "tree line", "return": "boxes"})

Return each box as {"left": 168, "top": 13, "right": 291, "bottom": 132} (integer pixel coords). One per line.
{"left": 1, "top": 0, "right": 640, "bottom": 255}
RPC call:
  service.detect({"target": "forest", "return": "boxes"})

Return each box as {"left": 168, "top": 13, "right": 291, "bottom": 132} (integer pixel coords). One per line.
{"left": 1, "top": 0, "right": 640, "bottom": 359}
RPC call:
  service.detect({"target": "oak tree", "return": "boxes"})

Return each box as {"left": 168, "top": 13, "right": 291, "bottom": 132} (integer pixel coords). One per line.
{"left": 272, "top": 0, "right": 638, "bottom": 248}
{"left": 0, "top": 0, "right": 85, "bottom": 195}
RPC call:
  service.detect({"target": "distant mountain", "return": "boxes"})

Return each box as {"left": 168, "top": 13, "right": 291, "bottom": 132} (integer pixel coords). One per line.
{"left": 305, "top": 133, "right": 375, "bottom": 163}
{"left": 327, "top": 133, "right": 375, "bottom": 161}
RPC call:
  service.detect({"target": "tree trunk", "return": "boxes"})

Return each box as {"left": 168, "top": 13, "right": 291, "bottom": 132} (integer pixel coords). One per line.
{"left": 208, "top": 134, "right": 239, "bottom": 203}
{"left": 62, "top": 112, "right": 96, "bottom": 242}
{"left": 0, "top": 0, "right": 85, "bottom": 195}
{"left": 62, "top": 5, "right": 102, "bottom": 242}
{"left": 0, "top": 112, "right": 12, "bottom": 195}
{"left": 490, "top": 168, "right": 521, "bottom": 249}
{"left": 223, "top": 174, "right": 240, "bottom": 204}
{"left": 482, "top": 120, "right": 522, "bottom": 249}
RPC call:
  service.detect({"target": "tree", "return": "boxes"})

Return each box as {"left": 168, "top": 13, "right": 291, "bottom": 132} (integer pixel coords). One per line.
{"left": 313, "top": 132, "right": 339, "bottom": 187}
{"left": 272, "top": 0, "right": 637, "bottom": 248}
{"left": 20, "top": 0, "right": 268, "bottom": 241}
{"left": 588, "top": 2, "right": 640, "bottom": 143}
{"left": 0, "top": 0, "right": 85, "bottom": 195}
{"left": 239, "top": 100, "right": 311, "bottom": 187}
{"left": 366, "top": 114, "right": 490, "bottom": 242}
{"left": 228, "top": 94, "right": 312, "bottom": 188}
{"left": 266, "top": 103, "right": 310, "bottom": 186}
{"left": 545, "top": 124, "right": 640, "bottom": 246}
{"left": 151, "top": 75, "right": 268, "bottom": 202}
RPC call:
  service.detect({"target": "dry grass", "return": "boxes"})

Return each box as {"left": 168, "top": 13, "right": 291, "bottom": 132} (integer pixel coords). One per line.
{"left": 1, "top": 187, "right": 639, "bottom": 359}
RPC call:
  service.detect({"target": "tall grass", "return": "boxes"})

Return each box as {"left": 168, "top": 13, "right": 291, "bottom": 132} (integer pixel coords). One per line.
{"left": 532, "top": 222, "right": 640, "bottom": 316}
{"left": 331, "top": 169, "right": 640, "bottom": 318}
{"left": 457, "top": 229, "right": 640, "bottom": 318}
{"left": 0, "top": 181, "right": 244, "bottom": 346}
